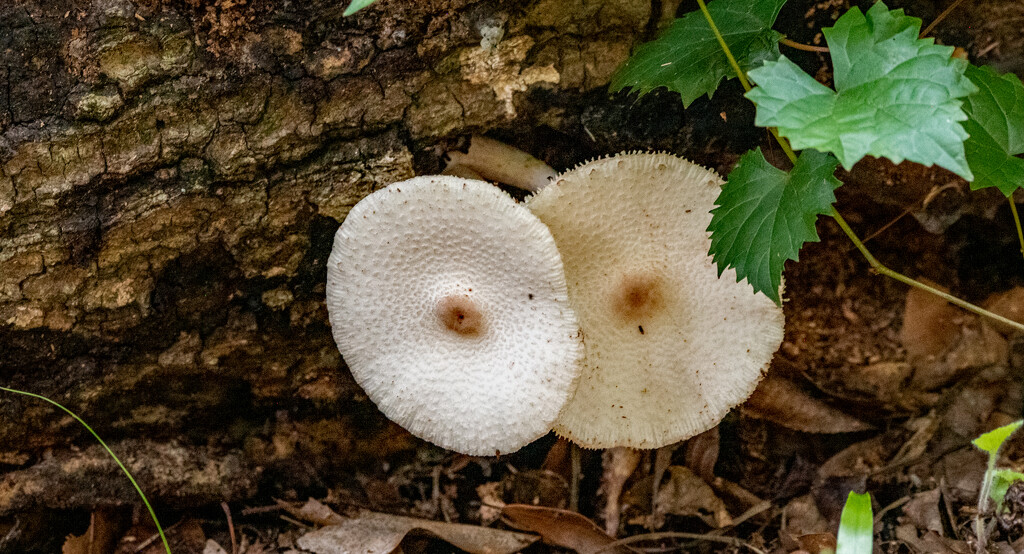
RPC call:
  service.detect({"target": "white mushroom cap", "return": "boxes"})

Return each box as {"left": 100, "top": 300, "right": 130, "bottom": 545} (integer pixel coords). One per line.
{"left": 326, "top": 176, "right": 584, "bottom": 456}
{"left": 527, "top": 153, "right": 785, "bottom": 449}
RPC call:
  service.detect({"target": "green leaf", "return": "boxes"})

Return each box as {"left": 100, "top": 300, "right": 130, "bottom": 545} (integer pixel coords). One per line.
{"left": 610, "top": 0, "right": 786, "bottom": 107}
{"left": 991, "top": 469, "right": 1024, "bottom": 507}
{"left": 343, "top": 0, "right": 378, "bottom": 16}
{"left": 837, "top": 492, "right": 874, "bottom": 554}
{"left": 963, "top": 65, "right": 1024, "bottom": 196}
{"left": 746, "top": 2, "right": 977, "bottom": 179}
{"left": 973, "top": 419, "right": 1024, "bottom": 456}
{"left": 708, "top": 148, "right": 840, "bottom": 304}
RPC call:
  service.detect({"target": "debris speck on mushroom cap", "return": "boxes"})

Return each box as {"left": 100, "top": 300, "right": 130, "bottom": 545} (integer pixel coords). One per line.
{"left": 527, "top": 153, "right": 785, "bottom": 449}
{"left": 325, "top": 176, "right": 584, "bottom": 456}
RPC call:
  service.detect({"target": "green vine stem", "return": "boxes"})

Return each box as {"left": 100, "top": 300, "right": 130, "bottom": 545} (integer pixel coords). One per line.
{"left": 694, "top": 0, "right": 1024, "bottom": 334}
{"left": 0, "top": 386, "right": 172, "bottom": 554}
{"left": 1009, "top": 197, "right": 1024, "bottom": 265}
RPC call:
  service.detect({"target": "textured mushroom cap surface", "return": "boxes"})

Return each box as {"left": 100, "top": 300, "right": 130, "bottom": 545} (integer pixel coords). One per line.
{"left": 326, "top": 176, "right": 584, "bottom": 456}
{"left": 527, "top": 153, "right": 785, "bottom": 449}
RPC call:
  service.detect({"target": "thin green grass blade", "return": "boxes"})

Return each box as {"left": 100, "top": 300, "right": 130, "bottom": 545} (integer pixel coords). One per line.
{"left": 0, "top": 386, "right": 172, "bottom": 554}
{"left": 836, "top": 491, "right": 873, "bottom": 554}
{"left": 343, "top": 0, "right": 378, "bottom": 16}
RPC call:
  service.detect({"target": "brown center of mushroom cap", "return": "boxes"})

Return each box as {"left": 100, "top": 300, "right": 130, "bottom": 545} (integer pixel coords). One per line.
{"left": 437, "top": 294, "right": 485, "bottom": 337}
{"left": 612, "top": 271, "right": 666, "bottom": 324}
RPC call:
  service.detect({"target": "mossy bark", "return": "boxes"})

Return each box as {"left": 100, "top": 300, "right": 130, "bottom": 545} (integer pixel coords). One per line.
{"left": 0, "top": 0, "right": 648, "bottom": 513}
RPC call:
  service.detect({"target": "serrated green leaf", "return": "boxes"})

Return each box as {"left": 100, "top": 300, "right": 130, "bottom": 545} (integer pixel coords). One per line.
{"left": 343, "top": 0, "right": 378, "bottom": 16}
{"left": 746, "top": 2, "right": 977, "bottom": 179}
{"left": 991, "top": 469, "right": 1024, "bottom": 507}
{"left": 708, "top": 148, "right": 840, "bottom": 304}
{"left": 610, "top": 0, "right": 786, "bottom": 107}
{"left": 973, "top": 419, "right": 1023, "bottom": 455}
{"left": 963, "top": 65, "right": 1024, "bottom": 196}
{"left": 837, "top": 492, "right": 874, "bottom": 554}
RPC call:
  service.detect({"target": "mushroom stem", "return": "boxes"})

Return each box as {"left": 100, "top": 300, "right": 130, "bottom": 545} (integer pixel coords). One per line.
{"left": 445, "top": 136, "right": 556, "bottom": 193}
{"left": 440, "top": 163, "right": 486, "bottom": 181}
{"left": 599, "top": 446, "right": 641, "bottom": 536}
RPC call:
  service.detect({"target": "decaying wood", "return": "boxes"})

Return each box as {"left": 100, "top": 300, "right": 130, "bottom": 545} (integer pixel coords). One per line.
{"left": 0, "top": 0, "right": 646, "bottom": 512}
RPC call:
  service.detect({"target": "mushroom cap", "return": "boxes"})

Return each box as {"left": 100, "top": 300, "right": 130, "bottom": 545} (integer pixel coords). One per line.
{"left": 527, "top": 153, "right": 785, "bottom": 449}
{"left": 326, "top": 176, "right": 584, "bottom": 455}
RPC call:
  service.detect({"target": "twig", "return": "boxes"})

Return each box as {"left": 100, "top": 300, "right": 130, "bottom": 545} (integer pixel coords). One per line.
{"left": 864, "top": 183, "right": 961, "bottom": 243}
{"left": 780, "top": 37, "right": 829, "bottom": 53}
{"left": 570, "top": 443, "right": 581, "bottom": 513}
{"left": 240, "top": 504, "right": 287, "bottom": 516}
{"left": 592, "top": 531, "right": 768, "bottom": 554}
{"left": 862, "top": 207, "right": 912, "bottom": 243}
{"left": 279, "top": 514, "right": 310, "bottom": 529}
{"left": 222, "top": 502, "right": 238, "bottom": 554}
{"left": 730, "top": 500, "right": 773, "bottom": 527}
{"left": 920, "top": 0, "right": 968, "bottom": 38}
{"left": 134, "top": 519, "right": 183, "bottom": 553}
{"left": 873, "top": 496, "right": 910, "bottom": 525}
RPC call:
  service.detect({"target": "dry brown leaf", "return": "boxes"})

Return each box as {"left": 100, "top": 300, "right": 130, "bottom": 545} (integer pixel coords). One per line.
{"left": 852, "top": 361, "right": 913, "bottom": 396}
{"left": 901, "top": 489, "right": 942, "bottom": 535}
{"left": 541, "top": 438, "right": 572, "bottom": 477}
{"left": 598, "top": 447, "right": 641, "bottom": 536}
{"left": 125, "top": 518, "right": 206, "bottom": 554}
{"left": 710, "top": 477, "right": 767, "bottom": 516}
{"left": 779, "top": 493, "right": 829, "bottom": 552}
{"left": 892, "top": 413, "right": 939, "bottom": 465}
{"left": 63, "top": 508, "right": 124, "bottom": 554}
{"left": 285, "top": 498, "right": 345, "bottom": 526}
{"left": 896, "top": 527, "right": 969, "bottom": 554}
{"left": 901, "top": 281, "right": 1009, "bottom": 390}
{"left": 901, "top": 279, "right": 961, "bottom": 365}
{"left": 477, "top": 481, "right": 505, "bottom": 525}
{"left": 936, "top": 322, "right": 1008, "bottom": 382}
{"left": 203, "top": 539, "right": 229, "bottom": 554}
{"left": 817, "top": 434, "right": 897, "bottom": 482}
{"left": 296, "top": 510, "right": 538, "bottom": 554}
{"left": 796, "top": 532, "right": 837, "bottom": 554}
{"left": 684, "top": 427, "right": 720, "bottom": 484}
{"left": 501, "top": 504, "right": 634, "bottom": 554}
{"left": 982, "top": 286, "right": 1024, "bottom": 336}
{"left": 502, "top": 469, "right": 569, "bottom": 508}
{"left": 655, "top": 466, "right": 732, "bottom": 528}
{"left": 743, "top": 375, "right": 873, "bottom": 433}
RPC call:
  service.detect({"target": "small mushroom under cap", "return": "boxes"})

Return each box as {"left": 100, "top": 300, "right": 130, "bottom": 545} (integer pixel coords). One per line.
{"left": 326, "top": 176, "right": 584, "bottom": 456}
{"left": 527, "top": 153, "right": 785, "bottom": 449}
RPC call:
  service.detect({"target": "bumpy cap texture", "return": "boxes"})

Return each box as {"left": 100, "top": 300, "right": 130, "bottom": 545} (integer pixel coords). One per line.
{"left": 326, "top": 176, "right": 584, "bottom": 456}
{"left": 527, "top": 153, "right": 785, "bottom": 449}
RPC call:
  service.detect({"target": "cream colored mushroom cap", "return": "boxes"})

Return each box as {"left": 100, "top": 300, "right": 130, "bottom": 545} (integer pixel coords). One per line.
{"left": 527, "top": 153, "right": 784, "bottom": 449}
{"left": 326, "top": 176, "right": 584, "bottom": 456}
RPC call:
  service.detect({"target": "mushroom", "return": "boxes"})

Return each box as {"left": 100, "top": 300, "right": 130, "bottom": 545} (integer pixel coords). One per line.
{"left": 325, "top": 175, "right": 584, "bottom": 455}
{"left": 527, "top": 153, "right": 785, "bottom": 449}
{"left": 444, "top": 135, "right": 557, "bottom": 193}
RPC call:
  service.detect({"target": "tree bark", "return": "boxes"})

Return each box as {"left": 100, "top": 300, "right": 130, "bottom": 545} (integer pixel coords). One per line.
{"left": 0, "top": 0, "right": 649, "bottom": 512}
